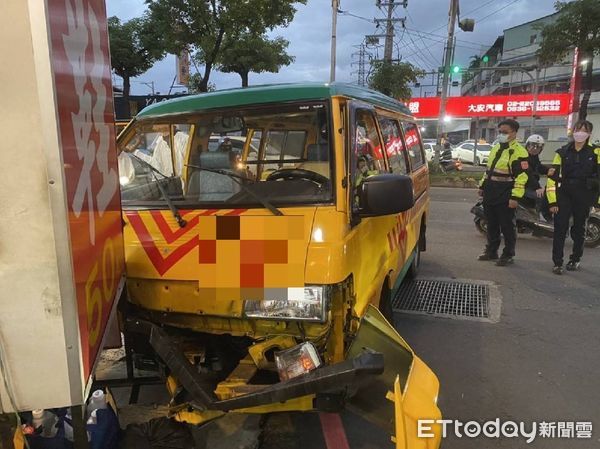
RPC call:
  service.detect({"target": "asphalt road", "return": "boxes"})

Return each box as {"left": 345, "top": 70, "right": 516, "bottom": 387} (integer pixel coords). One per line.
{"left": 398, "top": 187, "right": 600, "bottom": 449}
{"left": 262, "top": 187, "right": 600, "bottom": 449}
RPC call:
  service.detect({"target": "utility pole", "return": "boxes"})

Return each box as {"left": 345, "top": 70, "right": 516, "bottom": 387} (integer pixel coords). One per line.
{"left": 473, "top": 60, "right": 485, "bottom": 165}
{"left": 436, "top": 0, "right": 459, "bottom": 163}
{"left": 384, "top": 0, "right": 395, "bottom": 63}
{"left": 374, "top": 1, "right": 406, "bottom": 63}
{"left": 140, "top": 81, "right": 155, "bottom": 96}
{"left": 330, "top": 0, "right": 339, "bottom": 83}
{"left": 434, "top": 0, "right": 474, "bottom": 163}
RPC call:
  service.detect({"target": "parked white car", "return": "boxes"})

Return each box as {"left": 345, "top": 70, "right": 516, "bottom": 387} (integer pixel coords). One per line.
{"left": 454, "top": 142, "right": 492, "bottom": 165}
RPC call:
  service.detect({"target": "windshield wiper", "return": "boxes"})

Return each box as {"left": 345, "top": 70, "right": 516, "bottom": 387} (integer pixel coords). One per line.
{"left": 186, "top": 164, "right": 283, "bottom": 216}
{"left": 129, "top": 153, "right": 187, "bottom": 228}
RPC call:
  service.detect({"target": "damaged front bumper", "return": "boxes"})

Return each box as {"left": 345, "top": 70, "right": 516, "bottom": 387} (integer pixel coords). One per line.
{"left": 125, "top": 305, "right": 442, "bottom": 448}
{"left": 125, "top": 317, "right": 384, "bottom": 411}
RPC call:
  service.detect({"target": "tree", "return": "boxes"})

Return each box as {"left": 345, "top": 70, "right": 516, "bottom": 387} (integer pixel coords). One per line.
{"left": 218, "top": 34, "right": 294, "bottom": 87}
{"left": 188, "top": 75, "right": 216, "bottom": 94}
{"left": 145, "top": 0, "right": 306, "bottom": 92}
{"left": 368, "top": 61, "right": 424, "bottom": 100}
{"left": 108, "top": 16, "right": 164, "bottom": 108}
{"left": 462, "top": 55, "right": 482, "bottom": 85}
{"left": 536, "top": 0, "right": 600, "bottom": 120}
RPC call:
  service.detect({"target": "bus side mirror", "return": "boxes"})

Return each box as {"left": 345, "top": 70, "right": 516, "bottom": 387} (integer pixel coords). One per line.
{"left": 358, "top": 174, "right": 414, "bottom": 217}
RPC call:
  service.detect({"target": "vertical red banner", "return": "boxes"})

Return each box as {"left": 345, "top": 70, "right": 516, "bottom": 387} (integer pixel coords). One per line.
{"left": 568, "top": 47, "right": 581, "bottom": 114}
{"left": 47, "top": 0, "right": 125, "bottom": 378}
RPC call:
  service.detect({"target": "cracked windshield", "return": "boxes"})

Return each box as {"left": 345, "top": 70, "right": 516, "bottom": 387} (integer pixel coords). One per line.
{"left": 118, "top": 102, "right": 332, "bottom": 207}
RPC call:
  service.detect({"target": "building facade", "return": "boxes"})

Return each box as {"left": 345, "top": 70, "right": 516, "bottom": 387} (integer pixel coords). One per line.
{"left": 461, "top": 12, "right": 600, "bottom": 147}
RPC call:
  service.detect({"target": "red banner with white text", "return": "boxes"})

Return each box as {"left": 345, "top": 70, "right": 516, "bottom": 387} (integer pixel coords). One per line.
{"left": 407, "top": 93, "right": 571, "bottom": 118}
{"left": 48, "top": 0, "right": 125, "bottom": 378}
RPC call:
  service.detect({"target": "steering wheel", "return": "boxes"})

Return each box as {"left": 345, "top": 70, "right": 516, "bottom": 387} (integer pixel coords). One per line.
{"left": 266, "top": 168, "right": 329, "bottom": 185}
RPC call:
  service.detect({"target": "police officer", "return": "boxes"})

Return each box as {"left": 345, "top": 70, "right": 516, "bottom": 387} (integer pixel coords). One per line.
{"left": 478, "top": 119, "right": 529, "bottom": 266}
{"left": 547, "top": 120, "right": 600, "bottom": 274}
{"left": 523, "top": 134, "right": 549, "bottom": 212}
{"left": 356, "top": 154, "right": 379, "bottom": 186}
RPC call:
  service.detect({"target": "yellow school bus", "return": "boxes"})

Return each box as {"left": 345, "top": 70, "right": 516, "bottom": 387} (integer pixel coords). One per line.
{"left": 117, "top": 83, "right": 441, "bottom": 448}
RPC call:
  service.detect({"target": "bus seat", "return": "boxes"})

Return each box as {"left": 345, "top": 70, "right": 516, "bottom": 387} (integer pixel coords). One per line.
{"left": 297, "top": 144, "right": 330, "bottom": 178}
{"left": 186, "top": 152, "right": 240, "bottom": 201}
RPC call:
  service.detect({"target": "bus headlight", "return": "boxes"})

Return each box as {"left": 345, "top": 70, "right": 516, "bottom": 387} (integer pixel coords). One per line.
{"left": 243, "top": 286, "right": 329, "bottom": 322}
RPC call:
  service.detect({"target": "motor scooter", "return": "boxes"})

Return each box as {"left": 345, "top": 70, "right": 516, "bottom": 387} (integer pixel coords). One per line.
{"left": 470, "top": 199, "right": 600, "bottom": 248}
{"left": 438, "top": 148, "right": 462, "bottom": 173}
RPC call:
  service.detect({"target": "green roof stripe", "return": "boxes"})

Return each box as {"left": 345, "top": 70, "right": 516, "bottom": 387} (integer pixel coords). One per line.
{"left": 136, "top": 82, "right": 412, "bottom": 118}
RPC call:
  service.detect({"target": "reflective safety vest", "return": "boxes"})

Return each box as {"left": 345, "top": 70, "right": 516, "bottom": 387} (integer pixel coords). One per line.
{"left": 547, "top": 143, "right": 600, "bottom": 207}
{"left": 478, "top": 139, "right": 529, "bottom": 200}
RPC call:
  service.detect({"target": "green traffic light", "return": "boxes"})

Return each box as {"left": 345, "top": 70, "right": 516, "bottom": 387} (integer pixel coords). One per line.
{"left": 452, "top": 66, "right": 460, "bottom": 73}
{"left": 482, "top": 55, "right": 489, "bottom": 63}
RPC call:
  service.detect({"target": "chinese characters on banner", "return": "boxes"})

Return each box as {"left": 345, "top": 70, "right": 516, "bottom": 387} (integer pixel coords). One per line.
{"left": 177, "top": 49, "right": 190, "bottom": 86}
{"left": 406, "top": 93, "right": 571, "bottom": 118}
{"left": 48, "top": 0, "right": 125, "bottom": 378}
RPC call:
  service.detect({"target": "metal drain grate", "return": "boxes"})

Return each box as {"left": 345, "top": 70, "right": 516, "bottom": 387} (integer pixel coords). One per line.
{"left": 392, "top": 279, "right": 499, "bottom": 321}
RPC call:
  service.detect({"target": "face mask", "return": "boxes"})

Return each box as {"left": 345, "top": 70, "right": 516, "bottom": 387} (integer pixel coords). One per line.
{"left": 573, "top": 131, "right": 590, "bottom": 143}
{"left": 497, "top": 133, "right": 509, "bottom": 144}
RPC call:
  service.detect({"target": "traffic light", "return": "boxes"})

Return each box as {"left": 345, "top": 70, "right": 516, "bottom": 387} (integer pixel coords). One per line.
{"left": 452, "top": 65, "right": 460, "bottom": 74}
{"left": 482, "top": 55, "right": 489, "bottom": 64}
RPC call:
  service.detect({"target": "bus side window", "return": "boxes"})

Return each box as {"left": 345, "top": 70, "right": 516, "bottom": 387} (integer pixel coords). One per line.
{"left": 353, "top": 109, "right": 384, "bottom": 176}
{"left": 378, "top": 117, "right": 409, "bottom": 175}
{"left": 352, "top": 109, "right": 384, "bottom": 211}
{"left": 402, "top": 122, "right": 425, "bottom": 171}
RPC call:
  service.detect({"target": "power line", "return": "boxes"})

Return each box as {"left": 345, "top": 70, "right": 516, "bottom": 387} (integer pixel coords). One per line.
{"left": 410, "top": 0, "right": 525, "bottom": 71}
{"left": 338, "top": 10, "right": 374, "bottom": 24}
{"left": 401, "top": 29, "right": 486, "bottom": 52}
{"left": 426, "top": 0, "right": 513, "bottom": 35}
{"left": 406, "top": 13, "right": 442, "bottom": 67}
{"left": 476, "top": 0, "right": 523, "bottom": 24}
{"left": 397, "top": 17, "right": 437, "bottom": 68}
{"left": 461, "top": 0, "right": 501, "bottom": 18}
{"left": 403, "top": 27, "right": 493, "bottom": 48}
{"left": 403, "top": 31, "right": 437, "bottom": 70}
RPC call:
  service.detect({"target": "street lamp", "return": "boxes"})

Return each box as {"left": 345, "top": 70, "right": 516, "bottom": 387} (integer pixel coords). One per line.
{"left": 139, "top": 81, "right": 155, "bottom": 95}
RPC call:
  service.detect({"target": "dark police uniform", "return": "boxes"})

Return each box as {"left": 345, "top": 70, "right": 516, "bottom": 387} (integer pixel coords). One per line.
{"left": 547, "top": 142, "right": 600, "bottom": 266}
{"left": 478, "top": 139, "right": 529, "bottom": 260}
{"left": 522, "top": 153, "right": 549, "bottom": 210}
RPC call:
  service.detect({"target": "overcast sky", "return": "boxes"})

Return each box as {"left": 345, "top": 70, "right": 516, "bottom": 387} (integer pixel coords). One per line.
{"left": 106, "top": 0, "right": 558, "bottom": 96}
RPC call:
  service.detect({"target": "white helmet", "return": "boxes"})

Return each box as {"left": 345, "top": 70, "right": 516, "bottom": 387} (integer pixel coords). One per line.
{"left": 525, "top": 134, "right": 544, "bottom": 154}
{"left": 526, "top": 134, "right": 544, "bottom": 145}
